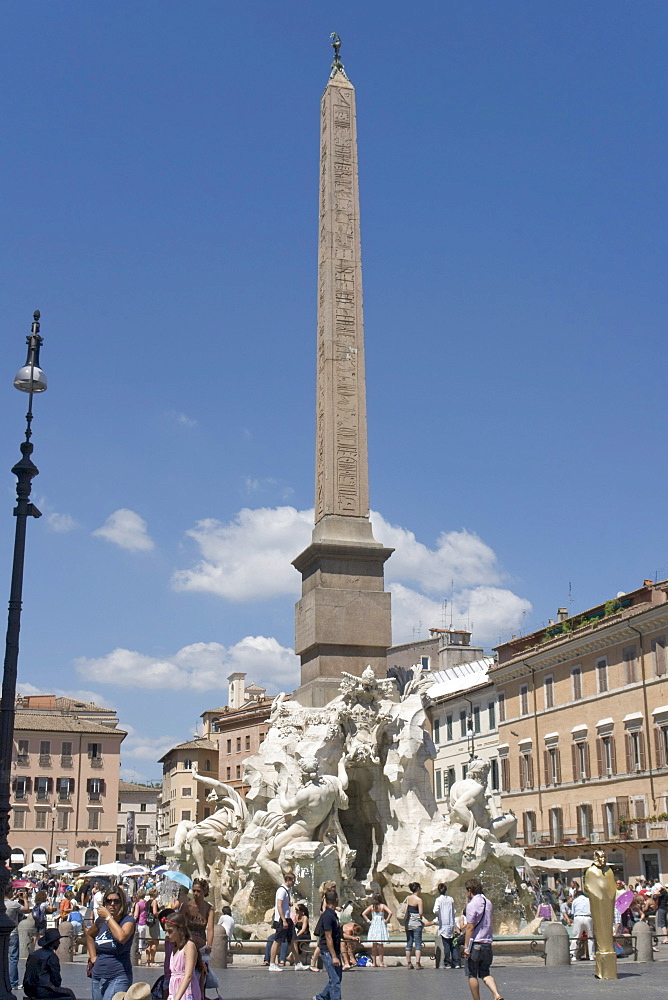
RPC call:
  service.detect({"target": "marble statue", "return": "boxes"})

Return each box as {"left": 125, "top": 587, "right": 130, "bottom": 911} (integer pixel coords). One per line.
{"left": 166, "top": 666, "right": 526, "bottom": 926}
{"left": 584, "top": 851, "right": 618, "bottom": 980}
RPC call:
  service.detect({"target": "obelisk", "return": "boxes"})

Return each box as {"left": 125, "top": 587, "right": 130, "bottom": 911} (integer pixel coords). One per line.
{"left": 293, "top": 36, "right": 393, "bottom": 708}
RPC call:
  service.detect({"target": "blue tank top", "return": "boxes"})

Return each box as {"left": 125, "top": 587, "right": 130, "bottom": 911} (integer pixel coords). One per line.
{"left": 93, "top": 916, "right": 135, "bottom": 978}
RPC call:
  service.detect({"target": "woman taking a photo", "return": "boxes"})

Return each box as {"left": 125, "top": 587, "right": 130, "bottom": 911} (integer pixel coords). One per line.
{"left": 164, "top": 912, "right": 202, "bottom": 1000}
{"left": 85, "top": 887, "right": 135, "bottom": 1000}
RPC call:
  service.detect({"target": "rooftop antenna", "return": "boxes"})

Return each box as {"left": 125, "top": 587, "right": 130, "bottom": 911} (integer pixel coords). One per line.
{"left": 441, "top": 600, "right": 448, "bottom": 628}
{"left": 450, "top": 579, "right": 454, "bottom": 628}
{"left": 568, "top": 581, "right": 574, "bottom": 612}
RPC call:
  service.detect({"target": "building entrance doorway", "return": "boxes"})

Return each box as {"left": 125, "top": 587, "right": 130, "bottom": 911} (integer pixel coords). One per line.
{"left": 642, "top": 851, "right": 660, "bottom": 883}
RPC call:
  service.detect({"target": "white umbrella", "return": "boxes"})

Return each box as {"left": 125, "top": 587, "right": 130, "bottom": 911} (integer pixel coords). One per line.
{"left": 86, "top": 862, "right": 131, "bottom": 877}
{"left": 49, "top": 861, "right": 81, "bottom": 872}
{"left": 123, "top": 866, "right": 150, "bottom": 877}
{"left": 19, "top": 863, "right": 47, "bottom": 874}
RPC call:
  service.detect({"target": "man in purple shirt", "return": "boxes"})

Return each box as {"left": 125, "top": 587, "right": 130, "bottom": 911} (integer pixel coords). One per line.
{"left": 463, "top": 878, "right": 503, "bottom": 1000}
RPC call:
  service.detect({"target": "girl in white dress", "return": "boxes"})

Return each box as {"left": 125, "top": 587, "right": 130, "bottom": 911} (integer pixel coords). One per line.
{"left": 361, "top": 894, "right": 392, "bottom": 968}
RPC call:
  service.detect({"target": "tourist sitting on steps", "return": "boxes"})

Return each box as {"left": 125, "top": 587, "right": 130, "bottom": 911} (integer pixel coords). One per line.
{"left": 23, "top": 928, "right": 76, "bottom": 1000}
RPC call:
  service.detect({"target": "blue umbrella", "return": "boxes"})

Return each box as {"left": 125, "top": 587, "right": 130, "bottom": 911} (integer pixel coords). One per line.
{"left": 164, "top": 870, "right": 192, "bottom": 890}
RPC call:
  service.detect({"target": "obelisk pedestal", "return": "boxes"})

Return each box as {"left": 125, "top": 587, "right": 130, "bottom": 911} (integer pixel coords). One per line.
{"left": 293, "top": 38, "right": 392, "bottom": 708}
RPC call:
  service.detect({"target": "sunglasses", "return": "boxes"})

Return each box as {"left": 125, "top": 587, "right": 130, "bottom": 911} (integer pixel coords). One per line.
{"left": 106, "top": 898, "right": 121, "bottom": 904}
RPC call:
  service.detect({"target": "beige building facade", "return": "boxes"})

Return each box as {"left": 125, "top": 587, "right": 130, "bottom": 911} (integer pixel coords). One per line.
{"left": 10, "top": 695, "right": 125, "bottom": 869}
{"left": 158, "top": 737, "right": 218, "bottom": 851}
{"left": 492, "top": 579, "right": 668, "bottom": 883}
{"left": 116, "top": 781, "right": 160, "bottom": 864}
{"left": 207, "top": 673, "right": 272, "bottom": 797}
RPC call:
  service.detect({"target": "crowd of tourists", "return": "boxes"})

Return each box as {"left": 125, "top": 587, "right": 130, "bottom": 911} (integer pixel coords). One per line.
{"left": 264, "top": 872, "right": 504, "bottom": 1000}
{"left": 5, "top": 871, "right": 229, "bottom": 1000}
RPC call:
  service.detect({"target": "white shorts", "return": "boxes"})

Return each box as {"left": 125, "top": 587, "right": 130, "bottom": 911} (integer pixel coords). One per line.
{"left": 137, "top": 923, "right": 148, "bottom": 946}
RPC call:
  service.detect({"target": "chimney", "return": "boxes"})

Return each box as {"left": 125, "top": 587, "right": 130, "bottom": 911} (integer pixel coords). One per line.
{"left": 227, "top": 672, "right": 247, "bottom": 711}
{"left": 557, "top": 608, "right": 568, "bottom": 622}
{"left": 644, "top": 580, "right": 653, "bottom": 587}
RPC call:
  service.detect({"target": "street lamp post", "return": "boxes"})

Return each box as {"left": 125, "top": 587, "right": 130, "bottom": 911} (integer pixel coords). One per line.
{"left": 0, "top": 311, "right": 47, "bottom": 1000}
{"left": 49, "top": 803, "right": 58, "bottom": 868}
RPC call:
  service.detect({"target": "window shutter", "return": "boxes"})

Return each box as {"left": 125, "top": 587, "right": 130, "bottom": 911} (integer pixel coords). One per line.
{"left": 501, "top": 758, "right": 510, "bottom": 792}
{"left": 571, "top": 743, "right": 578, "bottom": 781}
{"left": 11, "top": 777, "right": 16, "bottom": 792}
{"left": 526, "top": 754, "right": 534, "bottom": 789}
{"left": 543, "top": 750, "right": 550, "bottom": 786}
{"left": 577, "top": 807, "right": 582, "bottom": 838}
{"left": 610, "top": 737, "right": 617, "bottom": 775}
{"left": 48, "top": 777, "right": 53, "bottom": 793}
{"left": 86, "top": 778, "right": 92, "bottom": 794}
{"left": 602, "top": 804, "right": 610, "bottom": 840}
{"left": 638, "top": 731, "right": 646, "bottom": 771}
{"left": 587, "top": 804, "right": 594, "bottom": 835}
{"left": 625, "top": 733, "right": 633, "bottom": 773}
{"left": 519, "top": 755, "right": 526, "bottom": 790}
{"left": 55, "top": 778, "right": 61, "bottom": 794}
{"left": 556, "top": 749, "right": 562, "bottom": 784}
{"left": 616, "top": 795, "right": 630, "bottom": 819}
{"left": 583, "top": 742, "right": 590, "bottom": 779}
{"left": 596, "top": 739, "right": 603, "bottom": 778}
{"left": 654, "top": 727, "right": 666, "bottom": 768}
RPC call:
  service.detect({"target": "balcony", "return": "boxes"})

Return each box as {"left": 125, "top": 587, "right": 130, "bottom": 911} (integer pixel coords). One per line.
{"left": 88, "top": 793, "right": 101, "bottom": 802}
{"left": 39, "top": 754, "right": 51, "bottom": 767}
{"left": 15, "top": 754, "right": 29, "bottom": 767}
{"left": 60, "top": 756, "right": 73, "bottom": 768}
{"left": 58, "top": 793, "right": 71, "bottom": 803}
{"left": 89, "top": 757, "right": 103, "bottom": 769}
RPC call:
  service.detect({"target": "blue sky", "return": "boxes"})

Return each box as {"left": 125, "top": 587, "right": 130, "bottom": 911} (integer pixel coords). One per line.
{"left": 0, "top": 2, "right": 666, "bottom": 781}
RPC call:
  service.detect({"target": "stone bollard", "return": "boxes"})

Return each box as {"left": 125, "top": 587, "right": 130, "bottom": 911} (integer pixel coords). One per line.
{"left": 544, "top": 923, "right": 571, "bottom": 966}
{"left": 18, "top": 917, "right": 36, "bottom": 959}
{"left": 210, "top": 924, "right": 228, "bottom": 970}
{"left": 130, "top": 929, "right": 140, "bottom": 967}
{"left": 56, "top": 922, "right": 74, "bottom": 964}
{"left": 632, "top": 921, "right": 654, "bottom": 963}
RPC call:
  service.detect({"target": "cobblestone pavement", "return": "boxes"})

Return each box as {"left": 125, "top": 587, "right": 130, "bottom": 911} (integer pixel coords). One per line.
{"left": 18, "top": 955, "right": 668, "bottom": 1000}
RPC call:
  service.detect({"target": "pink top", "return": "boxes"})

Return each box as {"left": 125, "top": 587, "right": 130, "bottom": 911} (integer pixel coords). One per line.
{"left": 136, "top": 899, "right": 148, "bottom": 926}
{"left": 168, "top": 945, "right": 201, "bottom": 1000}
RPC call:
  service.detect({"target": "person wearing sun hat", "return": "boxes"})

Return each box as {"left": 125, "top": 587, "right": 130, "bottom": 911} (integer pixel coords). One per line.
{"left": 111, "top": 984, "right": 152, "bottom": 1000}
{"left": 23, "top": 928, "right": 76, "bottom": 1000}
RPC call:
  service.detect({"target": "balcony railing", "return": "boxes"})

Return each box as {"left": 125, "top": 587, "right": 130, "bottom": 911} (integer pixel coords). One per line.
{"left": 89, "top": 757, "right": 103, "bottom": 768}
{"left": 15, "top": 754, "right": 29, "bottom": 766}
{"left": 60, "top": 755, "right": 73, "bottom": 767}
{"left": 39, "top": 754, "right": 51, "bottom": 766}
{"left": 88, "top": 792, "right": 101, "bottom": 802}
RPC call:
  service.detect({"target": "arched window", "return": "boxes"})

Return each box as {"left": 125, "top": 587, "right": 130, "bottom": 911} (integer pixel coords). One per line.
{"left": 84, "top": 848, "right": 99, "bottom": 867}
{"left": 10, "top": 848, "right": 25, "bottom": 868}
{"left": 32, "top": 848, "right": 47, "bottom": 865}
{"left": 205, "top": 759, "right": 211, "bottom": 772}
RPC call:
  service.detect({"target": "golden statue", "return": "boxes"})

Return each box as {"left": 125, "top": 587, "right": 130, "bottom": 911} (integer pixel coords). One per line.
{"left": 584, "top": 851, "right": 617, "bottom": 979}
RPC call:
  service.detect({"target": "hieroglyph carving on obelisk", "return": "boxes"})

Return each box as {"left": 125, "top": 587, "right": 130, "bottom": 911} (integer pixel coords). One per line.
{"left": 315, "top": 53, "right": 369, "bottom": 523}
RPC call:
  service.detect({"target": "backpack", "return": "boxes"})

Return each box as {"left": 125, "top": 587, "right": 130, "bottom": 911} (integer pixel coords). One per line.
{"left": 32, "top": 903, "right": 46, "bottom": 930}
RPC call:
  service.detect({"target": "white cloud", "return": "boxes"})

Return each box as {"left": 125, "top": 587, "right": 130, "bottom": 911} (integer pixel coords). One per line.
{"left": 121, "top": 724, "right": 178, "bottom": 763}
{"left": 45, "top": 512, "right": 76, "bottom": 533}
{"left": 172, "top": 507, "right": 312, "bottom": 601}
{"left": 371, "top": 513, "right": 502, "bottom": 592}
{"left": 176, "top": 412, "right": 197, "bottom": 428}
{"left": 75, "top": 636, "right": 299, "bottom": 693}
{"left": 93, "top": 509, "right": 154, "bottom": 552}
{"left": 388, "top": 583, "right": 532, "bottom": 648}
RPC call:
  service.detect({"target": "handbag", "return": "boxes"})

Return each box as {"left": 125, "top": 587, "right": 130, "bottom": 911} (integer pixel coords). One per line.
{"left": 146, "top": 912, "right": 156, "bottom": 927}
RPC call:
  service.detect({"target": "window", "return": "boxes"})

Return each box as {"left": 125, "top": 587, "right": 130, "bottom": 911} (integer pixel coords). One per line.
{"left": 488, "top": 702, "right": 496, "bottom": 731}
{"left": 519, "top": 753, "right": 534, "bottom": 790}
{"left": 421, "top": 656, "right": 430, "bottom": 670}
{"left": 459, "top": 710, "right": 467, "bottom": 738}
{"left": 447, "top": 767, "right": 456, "bottom": 791}
{"left": 236, "top": 737, "right": 241, "bottom": 752}
{"left": 549, "top": 807, "right": 563, "bottom": 843}
{"left": 625, "top": 730, "right": 646, "bottom": 772}
{"left": 87, "top": 778, "right": 104, "bottom": 801}
{"left": 226, "top": 767, "right": 231, "bottom": 780}
{"left": 577, "top": 804, "right": 593, "bottom": 839}
{"left": 595, "top": 658, "right": 608, "bottom": 693}
{"left": 473, "top": 707, "right": 480, "bottom": 734}
{"left": 13, "top": 776, "right": 29, "bottom": 800}
{"left": 498, "top": 693, "right": 506, "bottom": 722}
{"left": 140, "top": 802, "right": 147, "bottom": 812}
{"left": 182, "top": 787, "right": 192, "bottom": 797}
{"left": 433, "top": 719, "right": 440, "bottom": 744}
{"left": 181, "top": 811, "right": 191, "bottom": 822}
{"left": 226, "top": 740, "right": 231, "bottom": 754}
{"left": 57, "top": 778, "right": 74, "bottom": 801}
{"left": 245, "top": 735, "right": 251, "bottom": 751}
{"left": 259, "top": 732, "right": 266, "bottom": 743}
{"left": 544, "top": 676, "right": 554, "bottom": 709}
{"left": 543, "top": 747, "right": 561, "bottom": 786}
{"left": 519, "top": 684, "right": 529, "bottom": 716}
{"left": 13, "top": 810, "right": 25, "bottom": 829}
{"left": 572, "top": 667, "right": 582, "bottom": 701}
{"left": 88, "top": 810, "right": 99, "bottom": 830}
{"left": 137, "top": 827, "right": 148, "bottom": 843}
{"left": 236, "top": 765, "right": 241, "bottom": 780}
{"left": 461, "top": 763, "right": 468, "bottom": 781}
{"left": 203, "top": 808, "right": 210, "bottom": 819}
{"left": 57, "top": 810, "right": 68, "bottom": 831}
{"left": 501, "top": 758, "right": 510, "bottom": 792}
{"left": 603, "top": 802, "right": 617, "bottom": 840}
{"left": 87, "top": 743, "right": 102, "bottom": 760}
{"left": 623, "top": 647, "right": 637, "bottom": 685}
{"left": 182, "top": 759, "right": 192, "bottom": 770}
{"left": 653, "top": 637, "right": 666, "bottom": 677}
{"left": 523, "top": 811, "right": 536, "bottom": 845}
{"left": 35, "top": 777, "right": 51, "bottom": 801}
{"left": 435, "top": 770, "right": 442, "bottom": 799}
{"left": 35, "top": 810, "right": 47, "bottom": 829}
{"left": 572, "top": 740, "right": 590, "bottom": 780}
{"left": 17, "top": 739, "right": 29, "bottom": 763}
{"left": 596, "top": 736, "right": 616, "bottom": 776}
{"left": 446, "top": 715, "right": 453, "bottom": 742}
{"left": 61, "top": 742, "right": 72, "bottom": 761}
{"left": 117, "top": 825, "right": 124, "bottom": 843}
{"left": 205, "top": 759, "right": 211, "bottom": 771}
{"left": 490, "top": 758, "right": 500, "bottom": 791}
{"left": 39, "top": 740, "right": 51, "bottom": 761}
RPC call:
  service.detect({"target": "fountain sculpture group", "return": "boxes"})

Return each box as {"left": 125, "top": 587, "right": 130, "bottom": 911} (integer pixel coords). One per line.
{"left": 165, "top": 667, "right": 525, "bottom": 927}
